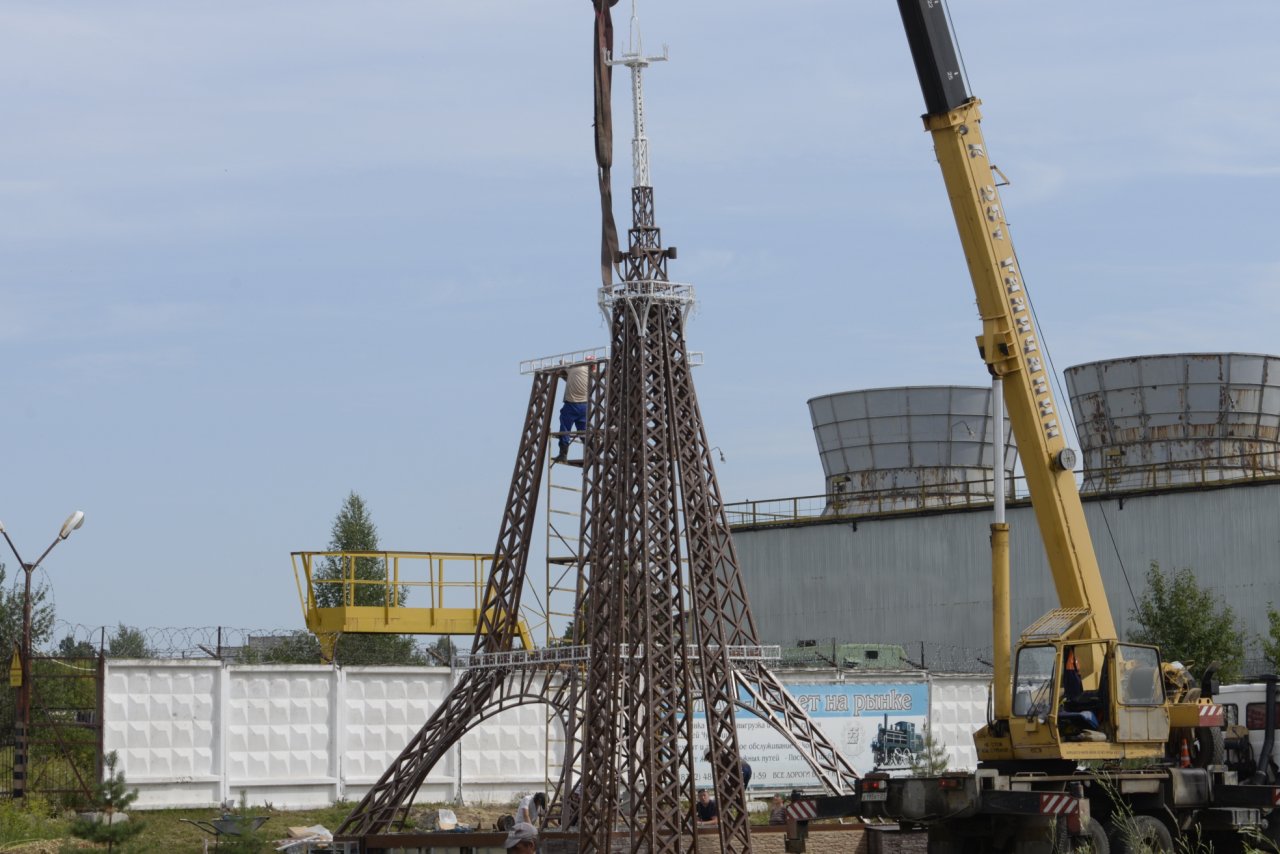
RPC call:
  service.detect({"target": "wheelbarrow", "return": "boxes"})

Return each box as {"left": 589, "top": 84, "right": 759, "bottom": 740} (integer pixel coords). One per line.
{"left": 180, "top": 814, "right": 270, "bottom": 851}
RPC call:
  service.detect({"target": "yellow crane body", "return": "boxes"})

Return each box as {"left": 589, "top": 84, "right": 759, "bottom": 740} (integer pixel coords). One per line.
{"left": 897, "top": 0, "right": 1219, "bottom": 766}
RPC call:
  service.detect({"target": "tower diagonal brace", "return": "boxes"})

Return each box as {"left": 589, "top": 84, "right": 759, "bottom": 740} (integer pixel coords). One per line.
{"left": 662, "top": 319, "right": 860, "bottom": 799}
{"left": 657, "top": 305, "right": 750, "bottom": 854}
{"left": 624, "top": 305, "right": 697, "bottom": 854}
{"left": 734, "top": 664, "right": 860, "bottom": 794}
{"left": 577, "top": 327, "right": 626, "bottom": 853}
{"left": 475, "top": 370, "right": 561, "bottom": 654}
{"left": 336, "top": 663, "right": 580, "bottom": 839}
{"left": 337, "top": 371, "right": 560, "bottom": 838}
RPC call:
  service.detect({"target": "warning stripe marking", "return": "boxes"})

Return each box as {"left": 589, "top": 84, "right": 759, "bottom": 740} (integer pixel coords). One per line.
{"left": 787, "top": 800, "right": 817, "bottom": 821}
{"left": 1040, "top": 794, "right": 1079, "bottom": 815}
{"left": 1199, "top": 704, "right": 1224, "bottom": 725}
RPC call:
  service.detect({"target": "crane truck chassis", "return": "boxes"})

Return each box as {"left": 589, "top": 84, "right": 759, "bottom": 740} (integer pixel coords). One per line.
{"left": 786, "top": 677, "right": 1280, "bottom": 851}
{"left": 787, "top": 698, "right": 1280, "bottom": 854}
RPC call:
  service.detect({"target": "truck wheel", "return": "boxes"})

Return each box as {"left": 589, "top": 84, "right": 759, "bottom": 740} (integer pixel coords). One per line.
{"left": 1256, "top": 809, "right": 1280, "bottom": 853}
{"left": 1054, "top": 817, "right": 1109, "bottom": 853}
{"left": 1109, "top": 814, "right": 1173, "bottom": 854}
{"left": 1077, "top": 818, "right": 1110, "bottom": 853}
{"left": 1169, "top": 726, "right": 1225, "bottom": 768}
{"left": 1192, "top": 726, "right": 1225, "bottom": 768}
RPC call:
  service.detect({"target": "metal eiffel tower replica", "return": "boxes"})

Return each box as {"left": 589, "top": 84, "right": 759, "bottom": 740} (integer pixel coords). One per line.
{"left": 336, "top": 3, "right": 858, "bottom": 851}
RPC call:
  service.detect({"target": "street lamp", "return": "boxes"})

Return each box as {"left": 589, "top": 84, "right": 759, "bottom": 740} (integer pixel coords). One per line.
{"left": 0, "top": 510, "right": 85, "bottom": 800}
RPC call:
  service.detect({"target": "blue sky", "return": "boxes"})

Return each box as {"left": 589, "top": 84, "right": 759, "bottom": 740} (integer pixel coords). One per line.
{"left": 2, "top": 1, "right": 1276, "bottom": 640}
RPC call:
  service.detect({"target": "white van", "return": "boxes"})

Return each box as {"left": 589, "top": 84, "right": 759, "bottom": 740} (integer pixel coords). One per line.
{"left": 1217, "top": 682, "right": 1280, "bottom": 777}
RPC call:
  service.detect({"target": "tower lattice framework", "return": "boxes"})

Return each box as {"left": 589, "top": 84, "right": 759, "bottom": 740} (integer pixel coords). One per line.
{"left": 335, "top": 3, "right": 859, "bottom": 851}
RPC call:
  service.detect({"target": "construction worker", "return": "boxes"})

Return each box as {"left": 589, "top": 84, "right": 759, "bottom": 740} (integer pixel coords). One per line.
{"left": 504, "top": 822, "right": 539, "bottom": 854}
{"left": 554, "top": 359, "right": 593, "bottom": 463}
{"left": 1063, "top": 646, "right": 1084, "bottom": 701}
{"left": 516, "top": 792, "right": 545, "bottom": 826}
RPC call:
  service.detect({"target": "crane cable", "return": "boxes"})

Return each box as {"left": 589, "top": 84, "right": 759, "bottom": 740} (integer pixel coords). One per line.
{"left": 936, "top": 0, "right": 1140, "bottom": 617}
{"left": 1003, "top": 198, "right": 1139, "bottom": 616}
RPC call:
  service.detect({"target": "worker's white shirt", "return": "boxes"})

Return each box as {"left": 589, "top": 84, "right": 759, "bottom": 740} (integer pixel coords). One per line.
{"left": 517, "top": 794, "right": 541, "bottom": 825}
{"left": 565, "top": 366, "right": 590, "bottom": 404}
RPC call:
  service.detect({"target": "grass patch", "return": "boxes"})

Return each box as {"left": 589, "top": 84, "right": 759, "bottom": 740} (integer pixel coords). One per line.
{"left": 0, "top": 794, "right": 71, "bottom": 848}
{"left": 0, "top": 799, "right": 521, "bottom": 853}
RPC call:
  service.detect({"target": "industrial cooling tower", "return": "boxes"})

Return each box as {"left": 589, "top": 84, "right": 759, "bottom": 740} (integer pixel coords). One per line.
{"left": 807, "top": 385, "right": 1017, "bottom": 515}
{"left": 1064, "top": 352, "right": 1280, "bottom": 493}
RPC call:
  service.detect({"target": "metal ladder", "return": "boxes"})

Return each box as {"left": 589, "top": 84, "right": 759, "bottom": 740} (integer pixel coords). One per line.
{"left": 522, "top": 348, "right": 606, "bottom": 827}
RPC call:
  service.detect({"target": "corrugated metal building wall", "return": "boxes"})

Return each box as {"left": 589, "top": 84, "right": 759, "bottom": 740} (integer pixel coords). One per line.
{"left": 730, "top": 479, "right": 1280, "bottom": 660}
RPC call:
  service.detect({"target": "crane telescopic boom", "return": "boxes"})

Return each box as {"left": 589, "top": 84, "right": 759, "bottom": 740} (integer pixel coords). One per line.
{"left": 896, "top": 0, "right": 1115, "bottom": 643}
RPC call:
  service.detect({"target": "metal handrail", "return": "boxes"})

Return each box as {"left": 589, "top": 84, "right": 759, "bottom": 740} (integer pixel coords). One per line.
{"left": 725, "top": 451, "right": 1280, "bottom": 528}
{"left": 291, "top": 551, "right": 493, "bottom": 615}
{"left": 455, "top": 644, "right": 782, "bottom": 671}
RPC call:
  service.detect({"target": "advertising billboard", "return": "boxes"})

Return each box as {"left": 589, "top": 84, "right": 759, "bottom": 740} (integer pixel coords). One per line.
{"left": 692, "top": 681, "right": 930, "bottom": 789}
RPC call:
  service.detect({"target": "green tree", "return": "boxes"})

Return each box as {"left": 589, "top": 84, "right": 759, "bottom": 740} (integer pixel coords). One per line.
{"left": 313, "top": 493, "right": 422, "bottom": 666}
{"left": 58, "top": 634, "right": 96, "bottom": 657}
{"left": 427, "top": 636, "right": 456, "bottom": 666}
{"left": 1127, "top": 561, "right": 1246, "bottom": 683}
{"left": 1263, "top": 603, "right": 1280, "bottom": 670}
{"left": 0, "top": 562, "right": 55, "bottom": 659}
{"left": 107, "top": 625, "right": 151, "bottom": 658}
{"left": 69, "top": 751, "right": 145, "bottom": 852}
{"left": 236, "top": 631, "right": 323, "bottom": 664}
{"left": 909, "top": 729, "right": 950, "bottom": 776}
{"left": 332, "top": 633, "right": 426, "bottom": 666}
{"left": 314, "top": 492, "right": 403, "bottom": 609}
{"left": 560, "top": 615, "right": 586, "bottom": 646}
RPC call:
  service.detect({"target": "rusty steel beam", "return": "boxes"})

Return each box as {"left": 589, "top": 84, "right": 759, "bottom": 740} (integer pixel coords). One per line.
{"left": 338, "top": 1, "right": 863, "bottom": 843}
{"left": 337, "top": 373, "right": 560, "bottom": 838}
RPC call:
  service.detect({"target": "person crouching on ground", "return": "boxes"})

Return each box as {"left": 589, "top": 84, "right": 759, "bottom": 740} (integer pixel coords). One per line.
{"left": 695, "top": 789, "right": 719, "bottom": 825}
{"left": 516, "top": 792, "right": 546, "bottom": 826}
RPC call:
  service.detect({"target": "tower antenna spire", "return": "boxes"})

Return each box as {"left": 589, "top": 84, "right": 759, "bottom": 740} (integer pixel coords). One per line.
{"left": 607, "top": 0, "right": 667, "bottom": 190}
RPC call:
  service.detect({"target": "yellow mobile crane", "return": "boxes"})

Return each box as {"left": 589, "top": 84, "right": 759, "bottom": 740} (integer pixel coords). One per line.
{"left": 786, "top": 3, "right": 1280, "bottom": 852}
{"left": 894, "top": 0, "right": 1210, "bottom": 771}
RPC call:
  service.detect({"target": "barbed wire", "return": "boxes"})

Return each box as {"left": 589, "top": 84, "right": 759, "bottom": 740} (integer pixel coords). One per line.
{"left": 776, "top": 638, "right": 993, "bottom": 674}
{"left": 42, "top": 622, "right": 463, "bottom": 666}
{"left": 34, "top": 624, "right": 1279, "bottom": 677}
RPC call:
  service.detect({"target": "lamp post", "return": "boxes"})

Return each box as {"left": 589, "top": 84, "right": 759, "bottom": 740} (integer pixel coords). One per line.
{"left": 0, "top": 510, "right": 85, "bottom": 800}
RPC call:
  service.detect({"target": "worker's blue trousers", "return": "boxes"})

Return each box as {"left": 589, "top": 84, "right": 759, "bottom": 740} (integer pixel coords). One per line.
{"left": 558, "top": 402, "right": 588, "bottom": 452}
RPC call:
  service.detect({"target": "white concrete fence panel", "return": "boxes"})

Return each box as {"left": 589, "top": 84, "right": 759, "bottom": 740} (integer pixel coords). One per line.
{"left": 104, "top": 660, "right": 987, "bottom": 810}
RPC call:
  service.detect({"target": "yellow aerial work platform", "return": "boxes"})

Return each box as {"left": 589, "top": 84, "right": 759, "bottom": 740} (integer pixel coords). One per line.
{"left": 292, "top": 551, "right": 535, "bottom": 661}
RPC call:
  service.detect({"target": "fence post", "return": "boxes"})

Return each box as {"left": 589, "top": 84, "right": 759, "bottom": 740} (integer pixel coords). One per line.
{"left": 332, "top": 665, "right": 346, "bottom": 804}
{"left": 96, "top": 653, "right": 106, "bottom": 786}
{"left": 217, "top": 661, "right": 231, "bottom": 806}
